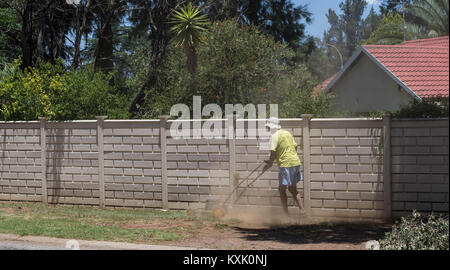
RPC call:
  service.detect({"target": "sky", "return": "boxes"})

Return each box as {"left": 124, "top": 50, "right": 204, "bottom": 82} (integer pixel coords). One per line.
{"left": 296, "top": 0, "right": 382, "bottom": 38}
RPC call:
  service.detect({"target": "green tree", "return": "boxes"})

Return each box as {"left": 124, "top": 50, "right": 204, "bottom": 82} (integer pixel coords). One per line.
{"left": 204, "top": 0, "right": 313, "bottom": 50}
{"left": 258, "top": 0, "right": 313, "bottom": 49}
{"left": 127, "top": 0, "right": 179, "bottom": 116}
{"left": 323, "top": 9, "right": 345, "bottom": 74}
{"left": 321, "top": 0, "right": 368, "bottom": 74}
{"left": 339, "top": 0, "right": 367, "bottom": 58}
{"left": 136, "top": 20, "right": 332, "bottom": 119}
{"left": 406, "top": 0, "right": 449, "bottom": 36}
{"left": 170, "top": 2, "right": 209, "bottom": 77}
{"left": 306, "top": 46, "right": 337, "bottom": 82}
{"left": 0, "top": 0, "right": 76, "bottom": 69}
{"left": 0, "top": 7, "right": 21, "bottom": 65}
{"left": 91, "top": 0, "right": 127, "bottom": 73}
{"left": 361, "top": 6, "right": 383, "bottom": 41}
{"left": 365, "top": 13, "right": 409, "bottom": 44}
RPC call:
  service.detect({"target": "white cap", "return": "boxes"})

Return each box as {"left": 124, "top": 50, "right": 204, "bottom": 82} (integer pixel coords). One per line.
{"left": 265, "top": 117, "right": 281, "bottom": 130}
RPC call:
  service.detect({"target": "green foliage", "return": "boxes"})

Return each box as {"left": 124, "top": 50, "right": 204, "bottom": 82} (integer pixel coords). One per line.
{"left": 197, "top": 20, "right": 295, "bottom": 107}
{"left": 361, "top": 7, "right": 383, "bottom": 42}
{"left": 137, "top": 19, "right": 333, "bottom": 119}
{"left": 204, "top": 0, "right": 313, "bottom": 50}
{"left": 367, "top": 110, "right": 390, "bottom": 119}
{"left": 364, "top": 13, "right": 410, "bottom": 45}
{"left": 338, "top": 0, "right": 367, "bottom": 56}
{"left": 169, "top": 3, "right": 210, "bottom": 49}
{"left": 379, "top": 211, "right": 449, "bottom": 250}
{"left": 406, "top": 0, "right": 449, "bottom": 36}
{"left": 0, "top": 58, "right": 129, "bottom": 121}
{"left": 0, "top": 7, "right": 21, "bottom": 66}
{"left": 392, "top": 99, "right": 449, "bottom": 118}
{"left": 306, "top": 45, "right": 338, "bottom": 82}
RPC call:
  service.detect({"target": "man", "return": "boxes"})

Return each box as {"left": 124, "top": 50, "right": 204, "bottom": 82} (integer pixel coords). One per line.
{"left": 263, "top": 117, "right": 306, "bottom": 216}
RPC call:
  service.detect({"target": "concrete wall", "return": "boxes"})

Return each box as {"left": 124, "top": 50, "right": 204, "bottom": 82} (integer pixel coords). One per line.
{"left": 330, "top": 54, "right": 414, "bottom": 114}
{"left": 46, "top": 121, "right": 100, "bottom": 205}
{"left": 390, "top": 119, "right": 449, "bottom": 218}
{"left": 103, "top": 120, "right": 162, "bottom": 208}
{"left": 1, "top": 117, "right": 448, "bottom": 222}
{"left": 0, "top": 122, "right": 41, "bottom": 202}
{"left": 309, "top": 119, "right": 384, "bottom": 220}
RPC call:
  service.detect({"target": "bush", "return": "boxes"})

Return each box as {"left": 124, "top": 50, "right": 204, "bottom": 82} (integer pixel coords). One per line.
{"left": 392, "top": 99, "right": 449, "bottom": 119}
{"left": 0, "top": 58, "right": 129, "bottom": 121}
{"left": 379, "top": 211, "right": 449, "bottom": 250}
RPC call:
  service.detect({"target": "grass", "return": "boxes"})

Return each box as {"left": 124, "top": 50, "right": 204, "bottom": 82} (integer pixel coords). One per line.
{"left": 0, "top": 202, "right": 215, "bottom": 244}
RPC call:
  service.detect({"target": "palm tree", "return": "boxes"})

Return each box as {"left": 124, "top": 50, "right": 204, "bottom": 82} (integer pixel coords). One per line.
{"left": 169, "top": 2, "right": 209, "bottom": 77}
{"left": 406, "top": 0, "right": 449, "bottom": 37}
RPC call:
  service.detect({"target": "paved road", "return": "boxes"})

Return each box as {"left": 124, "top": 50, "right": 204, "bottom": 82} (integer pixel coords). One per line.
{"left": 0, "top": 233, "right": 197, "bottom": 250}
{"left": 0, "top": 240, "right": 71, "bottom": 250}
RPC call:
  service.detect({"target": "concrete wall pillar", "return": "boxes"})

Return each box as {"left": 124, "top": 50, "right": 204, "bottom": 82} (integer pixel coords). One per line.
{"left": 227, "top": 114, "right": 237, "bottom": 204}
{"left": 160, "top": 116, "right": 169, "bottom": 210}
{"left": 301, "top": 114, "right": 313, "bottom": 216}
{"left": 39, "top": 117, "right": 47, "bottom": 204}
{"left": 96, "top": 116, "right": 107, "bottom": 208}
{"left": 383, "top": 114, "right": 392, "bottom": 222}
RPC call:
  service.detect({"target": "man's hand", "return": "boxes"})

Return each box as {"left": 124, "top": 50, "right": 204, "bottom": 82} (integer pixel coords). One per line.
{"left": 263, "top": 160, "right": 272, "bottom": 172}
{"left": 263, "top": 151, "right": 276, "bottom": 172}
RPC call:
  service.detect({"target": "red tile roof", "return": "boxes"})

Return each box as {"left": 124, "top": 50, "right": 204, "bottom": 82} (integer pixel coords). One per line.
{"left": 364, "top": 44, "right": 449, "bottom": 99}
{"left": 313, "top": 73, "right": 336, "bottom": 97}
{"left": 401, "top": 36, "right": 449, "bottom": 47}
{"left": 317, "top": 36, "right": 449, "bottom": 99}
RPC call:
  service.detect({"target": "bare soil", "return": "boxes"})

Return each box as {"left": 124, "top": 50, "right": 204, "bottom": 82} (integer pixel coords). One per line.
{"left": 168, "top": 209, "right": 392, "bottom": 250}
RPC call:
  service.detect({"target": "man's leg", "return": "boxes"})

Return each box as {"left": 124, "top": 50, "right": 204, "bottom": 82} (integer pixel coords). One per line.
{"left": 288, "top": 185, "right": 306, "bottom": 214}
{"left": 278, "top": 185, "right": 288, "bottom": 215}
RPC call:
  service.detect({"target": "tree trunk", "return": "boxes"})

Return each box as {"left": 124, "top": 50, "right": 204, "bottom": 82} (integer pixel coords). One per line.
{"left": 128, "top": 0, "right": 178, "bottom": 116}
{"left": 185, "top": 45, "right": 198, "bottom": 77}
{"left": 20, "top": 0, "right": 34, "bottom": 69}
{"left": 129, "top": 33, "right": 171, "bottom": 116}
{"left": 246, "top": 0, "right": 261, "bottom": 24}
{"left": 72, "top": 1, "right": 91, "bottom": 70}
{"left": 185, "top": 45, "right": 198, "bottom": 96}
{"left": 72, "top": 7, "right": 82, "bottom": 70}
{"left": 94, "top": 10, "right": 114, "bottom": 73}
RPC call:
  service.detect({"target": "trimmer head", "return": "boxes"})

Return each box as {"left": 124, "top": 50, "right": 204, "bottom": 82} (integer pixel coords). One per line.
{"left": 213, "top": 207, "right": 225, "bottom": 219}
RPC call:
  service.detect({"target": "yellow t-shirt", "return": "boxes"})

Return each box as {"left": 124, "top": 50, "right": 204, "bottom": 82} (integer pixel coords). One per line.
{"left": 270, "top": 129, "right": 301, "bottom": 168}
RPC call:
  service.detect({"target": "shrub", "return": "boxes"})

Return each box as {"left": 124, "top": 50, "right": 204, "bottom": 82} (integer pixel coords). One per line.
{"left": 0, "top": 58, "right": 129, "bottom": 121}
{"left": 379, "top": 211, "right": 449, "bottom": 250}
{"left": 392, "top": 99, "right": 449, "bottom": 119}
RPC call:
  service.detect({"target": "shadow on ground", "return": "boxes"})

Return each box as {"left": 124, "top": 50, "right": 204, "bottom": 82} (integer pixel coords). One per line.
{"left": 232, "top": 223, "right": 391, "bottom": 245}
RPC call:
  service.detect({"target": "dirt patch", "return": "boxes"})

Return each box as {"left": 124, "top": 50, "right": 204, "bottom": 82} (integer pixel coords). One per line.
{"left": 170, "top": 221, "right": 391, "bottom": 250}
{"left": 0, "top": 206, "right": 29, "bottom": 214}
{"left": 167, "top": 208, "right": 392, "bottom": 250}
{"left": 119, "top": 220, "right": 199, "bottom": 230}
{"left": 0, "top": 208, "right": 16, "bottom": 214}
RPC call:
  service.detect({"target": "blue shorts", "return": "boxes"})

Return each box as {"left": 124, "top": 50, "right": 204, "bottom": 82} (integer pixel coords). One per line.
{"left": 279, "top": 166, "right": 303, "bottom": 186}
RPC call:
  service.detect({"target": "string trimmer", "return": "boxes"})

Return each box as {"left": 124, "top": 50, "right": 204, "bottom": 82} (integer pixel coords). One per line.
{"left": 212, "top": 162, "right": 268, "bottom": 218}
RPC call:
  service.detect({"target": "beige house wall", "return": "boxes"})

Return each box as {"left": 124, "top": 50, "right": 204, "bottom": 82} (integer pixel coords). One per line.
{"left": 329, "top": 54, "right": 415, "bottom": 114}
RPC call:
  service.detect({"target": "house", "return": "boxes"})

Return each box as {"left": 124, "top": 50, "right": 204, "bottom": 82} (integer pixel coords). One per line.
{"left": 315, "top": 36, "right": 449, "bottom": 115}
